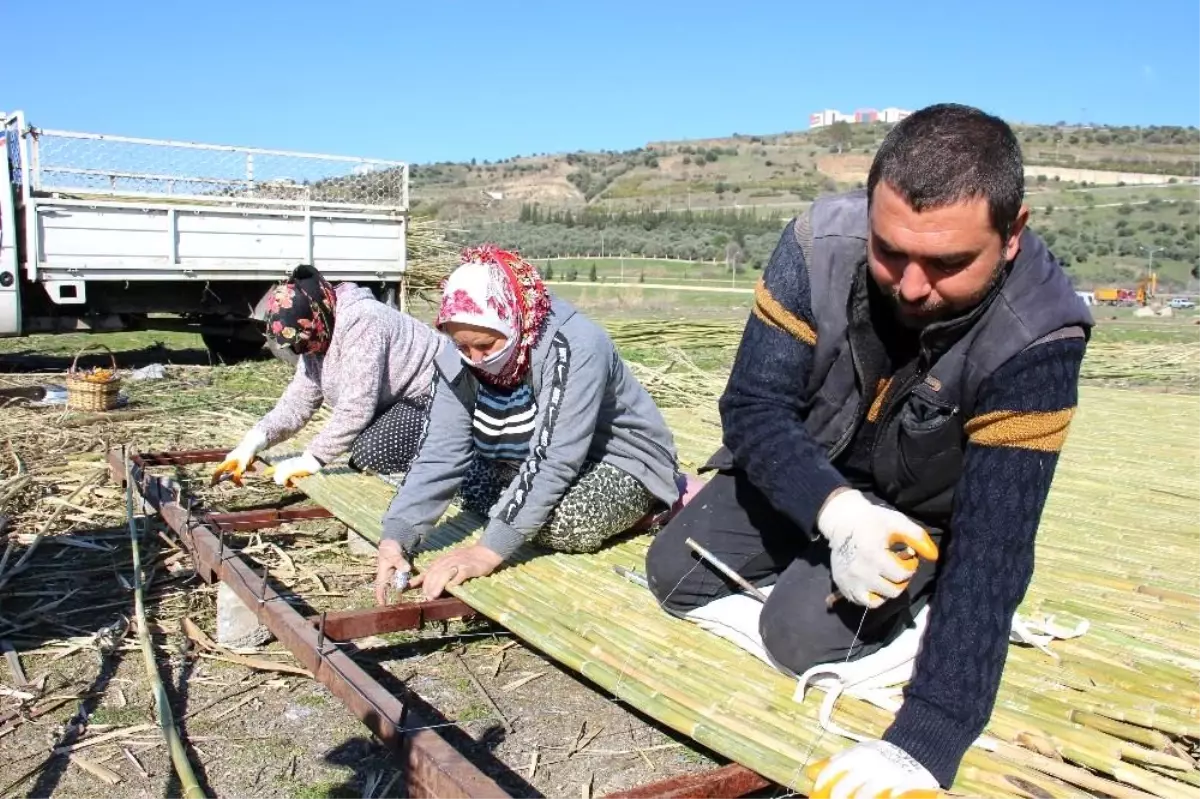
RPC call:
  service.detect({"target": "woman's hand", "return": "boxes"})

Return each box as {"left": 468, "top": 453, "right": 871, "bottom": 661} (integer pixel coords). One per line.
{"left": 410, "top": 545, "right": 504, "bottom": 600}
{"left": 374, "top": 539, "right": 413, "bottom": 606}
{"left": 210, "top": 430, "right": 268, "bottom": 487}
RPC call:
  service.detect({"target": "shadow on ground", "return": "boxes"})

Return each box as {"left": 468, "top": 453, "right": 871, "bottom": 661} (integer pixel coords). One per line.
{"left": 0, "top": 344, "right": 273, "bottom": 373}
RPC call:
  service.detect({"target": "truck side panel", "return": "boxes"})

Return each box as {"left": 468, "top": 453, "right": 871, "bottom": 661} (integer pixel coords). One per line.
{"left": 33, "top": 201, "right": 405, "bottom": 283}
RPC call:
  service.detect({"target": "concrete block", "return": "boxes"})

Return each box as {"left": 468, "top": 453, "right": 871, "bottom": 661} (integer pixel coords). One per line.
{"left": 346, "top": 528, "right": 378, "bottom": 557}
{"left": 216, "top": 581, "right": 272, "bottom": 648}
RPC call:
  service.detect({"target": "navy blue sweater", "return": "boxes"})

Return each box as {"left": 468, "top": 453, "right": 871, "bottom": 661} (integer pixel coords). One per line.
{"left": 719, "top": 236, "right": 1084, "bottom": 787}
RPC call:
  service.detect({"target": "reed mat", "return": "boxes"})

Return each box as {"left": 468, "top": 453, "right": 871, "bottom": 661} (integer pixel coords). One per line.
{"left": 279, "top": 384, "right": 1198, "bottom": 798}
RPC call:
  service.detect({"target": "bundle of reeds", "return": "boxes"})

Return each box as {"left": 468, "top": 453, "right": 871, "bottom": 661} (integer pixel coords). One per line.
{"left": 273, "top": 350, "right": 1199, "bottom": 798}
{"left": 403, "top": 217, "right": 466, "bottom": 297}
{"left": 605, "top": 319, "right": 746, "bottom": 352}
{"left": 627, "top": 348, "right": 725, "bottom": 409}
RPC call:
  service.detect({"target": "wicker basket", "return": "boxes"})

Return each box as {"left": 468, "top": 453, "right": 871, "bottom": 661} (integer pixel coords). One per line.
{"left": 66, "top": 344, "right": 122, "bottom": 412}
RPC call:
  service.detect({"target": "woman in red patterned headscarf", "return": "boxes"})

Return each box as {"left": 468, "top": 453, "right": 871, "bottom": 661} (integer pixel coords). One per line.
{"left": 374, "top": 245, "right": 687, "bottom": 603}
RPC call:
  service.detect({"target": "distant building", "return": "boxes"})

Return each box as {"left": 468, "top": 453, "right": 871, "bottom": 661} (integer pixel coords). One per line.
{"left": 879, "top": 107, "right": 911, "bottom": 124}
{"left": 809, "top": 109, "right": 852, "bottom": 128}
{"left": 810, "top": 106, "right": 910, "bottom": 128}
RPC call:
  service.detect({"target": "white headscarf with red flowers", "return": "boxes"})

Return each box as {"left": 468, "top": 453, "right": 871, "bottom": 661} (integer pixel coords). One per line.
{"left": 436, "top": 245, "right": 551, "bottom": 388}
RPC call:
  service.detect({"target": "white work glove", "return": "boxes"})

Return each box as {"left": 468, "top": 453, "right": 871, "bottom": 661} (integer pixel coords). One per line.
{"left": 211, "top": 429, "right": 268, "bottom": 486}
{"left": 816, "top": 489, "right": 939, "bottom": 608}
{"left": 806, "top": 740, "right": 942, "bottom": 799}
{"left": 272, "top": 451, "right": 323, "bottom": 487}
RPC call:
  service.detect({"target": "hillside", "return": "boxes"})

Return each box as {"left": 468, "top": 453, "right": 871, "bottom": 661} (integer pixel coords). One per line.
{"left": 401, "top": 120, "right": 1199, "bottom": 292}
{"left": 411, "top": 122, "right": 1198, "bottom": 219}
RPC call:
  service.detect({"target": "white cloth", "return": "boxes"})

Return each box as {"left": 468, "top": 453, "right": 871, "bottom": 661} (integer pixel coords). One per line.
{"left": 438, "top": 261, "right": 518, "bottom": 341}
{"left": 683, "top": 589, "right": 1090, "bottom": 750}
{"left": 683, "top": 586, "right": 782, "bottom": 670}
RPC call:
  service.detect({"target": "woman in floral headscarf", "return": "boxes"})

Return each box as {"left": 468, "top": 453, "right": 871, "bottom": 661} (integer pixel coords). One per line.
{"left": 212, "top": 264, "right": 445, "bottom": 488}
{"left": 374, "top": 245, "right": 683, "bottom": 603}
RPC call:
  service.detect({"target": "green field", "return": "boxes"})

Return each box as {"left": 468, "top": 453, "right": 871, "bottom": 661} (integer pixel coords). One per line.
{"left": 453, "top": 183, "right": 1200, "bottom": 293}
{"left": 1, "top": 290, "right": 1193, "bottom": 370}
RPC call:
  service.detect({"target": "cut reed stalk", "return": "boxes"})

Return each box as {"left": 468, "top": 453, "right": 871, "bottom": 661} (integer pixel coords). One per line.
{"left": 124, "top": 460, "right": 206, "bottom": 799}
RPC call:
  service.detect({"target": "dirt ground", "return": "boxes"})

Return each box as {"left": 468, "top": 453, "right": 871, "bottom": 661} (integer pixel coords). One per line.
{"left": 0, "top": 341, "right": 740, "bottom": 799}
{"left": 3, "top": 304, "right": 1196, "bottom": 798}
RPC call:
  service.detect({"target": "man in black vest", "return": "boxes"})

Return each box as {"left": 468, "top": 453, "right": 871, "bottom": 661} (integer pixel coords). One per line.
{"left": 645, "top": 103, "right": 1092, "bottom": 795}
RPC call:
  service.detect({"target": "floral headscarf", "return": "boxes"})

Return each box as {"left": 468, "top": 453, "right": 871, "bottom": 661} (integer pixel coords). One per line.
{"left": 264, "top": 264, "right": 338, "bottom": 355}
{"left": 436, "top": 245, "right": 551, "bottom": 388}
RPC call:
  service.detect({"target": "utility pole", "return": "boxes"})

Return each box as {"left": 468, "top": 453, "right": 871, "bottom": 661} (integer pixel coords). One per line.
{"left": 1139, "top": 245, "right": 1164, "bottom": 298}
{"left": 1139, "top": 244, "right": 1163, "bottom": 277}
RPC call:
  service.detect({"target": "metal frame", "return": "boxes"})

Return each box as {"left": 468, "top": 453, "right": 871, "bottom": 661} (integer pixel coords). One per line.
{"left": 23, "top": 123, "right": 410, "bottom": 213}
{"left": 0, "top": 113, "right": 22, "bottom": 335}
{"left": 108, "top": 447, "right": 773, "bottom": 799}
{"left": 5, "top": 112, "right": 41, "bottom": 278}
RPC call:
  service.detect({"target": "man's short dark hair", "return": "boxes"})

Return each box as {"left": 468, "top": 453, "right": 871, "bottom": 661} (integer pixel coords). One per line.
{"left": 867, "top": 103, "right": 1025, "bottom": 238}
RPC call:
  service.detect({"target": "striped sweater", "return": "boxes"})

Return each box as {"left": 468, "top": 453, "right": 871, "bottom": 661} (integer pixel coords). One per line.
{"left": 721, "top": 255, "right": 1085, "bottom": 787}
{"left": 472, "top": 381, "right": 538, "bottom": 463}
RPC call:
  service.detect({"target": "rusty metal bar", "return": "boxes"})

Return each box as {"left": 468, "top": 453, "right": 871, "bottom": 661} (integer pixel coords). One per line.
{"left": 308, "top": 598, "right": 478, "bottom": 641}
{"left": 602, "top": 763, "right": 772, "bottom": 799}
{"left": 115, "top": 445, "right": 775, "bottom": 799}
{"left": 132, "top": 449, "right": 229, "bottom": 467}
{"left": 206, "top": 506, "right": 334, "bottom": 531}
{"left": 109, "top": 447, "right": 509, "bottom": 798}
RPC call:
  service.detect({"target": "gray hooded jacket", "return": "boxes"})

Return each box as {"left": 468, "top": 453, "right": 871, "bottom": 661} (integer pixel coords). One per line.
{"left": 381, "top": 294, "right": 680, "bottom": 559}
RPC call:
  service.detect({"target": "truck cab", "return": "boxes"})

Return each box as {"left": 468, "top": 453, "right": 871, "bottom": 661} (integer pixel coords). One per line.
{"left": 2, "top": 111, "right": 411, "bottom": 361}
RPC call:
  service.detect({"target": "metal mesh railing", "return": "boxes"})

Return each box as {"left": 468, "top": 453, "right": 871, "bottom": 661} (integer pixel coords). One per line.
{"left": 23, "top": 126, "right": 408, "bottom": 211}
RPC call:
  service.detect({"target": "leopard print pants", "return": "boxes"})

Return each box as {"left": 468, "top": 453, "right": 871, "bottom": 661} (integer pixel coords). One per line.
{"left": 458, "top": 457, "right": 657, "bottom": 553}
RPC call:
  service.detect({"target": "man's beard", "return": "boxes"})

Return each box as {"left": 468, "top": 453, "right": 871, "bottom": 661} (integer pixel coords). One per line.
{"left": 887, "top": 258, "right": 1007, "bottom": 330}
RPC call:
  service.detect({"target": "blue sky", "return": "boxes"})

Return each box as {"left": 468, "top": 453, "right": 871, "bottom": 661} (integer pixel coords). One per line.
{"left": 5, "top": 0, "right": 1198, "bottom": 164}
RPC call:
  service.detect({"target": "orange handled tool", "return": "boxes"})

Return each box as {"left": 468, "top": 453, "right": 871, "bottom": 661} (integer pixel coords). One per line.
{"left": 824, "top": 538, "right": 939, "bottom": 609}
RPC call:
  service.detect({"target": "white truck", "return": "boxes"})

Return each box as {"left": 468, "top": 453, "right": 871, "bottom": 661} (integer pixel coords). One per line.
{"left": 1, "top": 110, "right": 411, "bottom": 362}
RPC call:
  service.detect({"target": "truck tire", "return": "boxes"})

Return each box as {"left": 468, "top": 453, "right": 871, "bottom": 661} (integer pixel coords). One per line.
{"left": 202, "top": 328, "right": 267, "bottom": 364}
